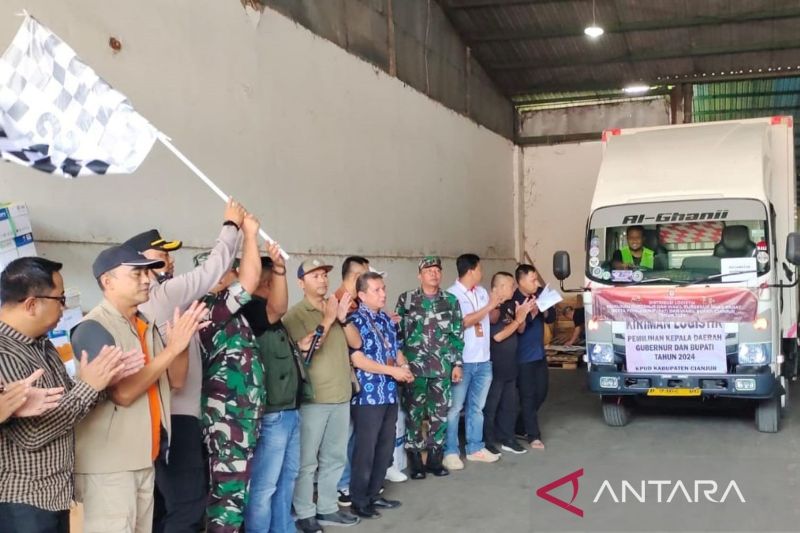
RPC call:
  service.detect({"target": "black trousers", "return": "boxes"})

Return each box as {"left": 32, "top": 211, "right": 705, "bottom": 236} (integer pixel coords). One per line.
{"left": 154, "top": 415, "right": 208, "bottom": 533}
{"left": 517, "top": 360, "right": 549, "bottom": 440}
{"left": 483, "top": 375, "right": 518, "bottom": 445}
{"left": 350, "top": 403, "right": 398, "bottom": 508}
{"left": 0, "top": 502, "right": 69, "bottom": 533}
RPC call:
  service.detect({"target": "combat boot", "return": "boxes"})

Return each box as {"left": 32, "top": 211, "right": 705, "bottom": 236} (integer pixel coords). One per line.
{"left": 407, "top": 450, "right": 426, "bottom": 480}
{"left": 425, "top": 447, "right": 450, "bottom": 477}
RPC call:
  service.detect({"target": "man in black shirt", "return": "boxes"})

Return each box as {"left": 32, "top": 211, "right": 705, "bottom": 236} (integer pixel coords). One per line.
{"left": 482, "top": 272, "right": 533, "bottom": 455}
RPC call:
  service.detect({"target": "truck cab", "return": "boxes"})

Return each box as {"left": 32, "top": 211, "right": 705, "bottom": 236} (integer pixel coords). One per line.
{"left": 553, "top": 117, "right": 800, "bottom": 432}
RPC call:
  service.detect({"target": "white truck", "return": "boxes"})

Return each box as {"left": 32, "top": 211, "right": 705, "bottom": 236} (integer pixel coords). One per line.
{"left": 553, "top": 116, "right": 800, "bottom": 432}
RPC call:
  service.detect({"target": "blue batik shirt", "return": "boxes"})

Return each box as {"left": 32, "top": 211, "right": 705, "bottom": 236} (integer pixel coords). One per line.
{"left": 349, "top": 303, "right": 401, "bottom": 406}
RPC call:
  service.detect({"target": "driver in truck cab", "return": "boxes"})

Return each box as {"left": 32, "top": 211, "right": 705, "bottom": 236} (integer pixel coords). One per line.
{"left": 611, "top": 225, "right": 654, "bottom": 270}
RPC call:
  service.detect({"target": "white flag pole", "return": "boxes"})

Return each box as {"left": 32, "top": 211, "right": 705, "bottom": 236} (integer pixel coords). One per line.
{"left": 157, "top": 132, "right": 289, "bottom": 260}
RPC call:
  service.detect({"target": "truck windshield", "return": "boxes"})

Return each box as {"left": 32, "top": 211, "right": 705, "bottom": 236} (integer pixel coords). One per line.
{"left": 586, "top": 199, "right": 770, "bottom": 284}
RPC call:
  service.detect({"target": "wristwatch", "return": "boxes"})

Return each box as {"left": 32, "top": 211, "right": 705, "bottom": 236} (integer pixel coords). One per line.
{"left": 453, "top": 361, "right": 463, "bottom": 367}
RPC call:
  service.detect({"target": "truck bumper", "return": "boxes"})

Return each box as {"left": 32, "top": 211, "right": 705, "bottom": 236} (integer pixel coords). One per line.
{"left": 587, "top": 366, "right": 782, "bottom": 400}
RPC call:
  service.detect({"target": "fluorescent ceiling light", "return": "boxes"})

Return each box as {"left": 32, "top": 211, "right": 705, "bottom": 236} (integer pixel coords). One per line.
{"left": 584, "top": 25, "right": 604, "bottom": 38}
{"left": 622, "top": 84, "right": 650, "bottom": 94}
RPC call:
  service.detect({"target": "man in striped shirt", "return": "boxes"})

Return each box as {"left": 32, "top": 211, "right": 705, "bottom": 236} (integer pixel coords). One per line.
{"left": 0, "top": 257, "right": 135, "bottom": 533}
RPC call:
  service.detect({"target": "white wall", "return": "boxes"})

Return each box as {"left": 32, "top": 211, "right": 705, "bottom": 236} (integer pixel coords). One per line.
{"left": 0, "top": 0, "right": 517, "bottom": 308}
{"left": 522, "top": 142, "right": 602, "bottom": 288}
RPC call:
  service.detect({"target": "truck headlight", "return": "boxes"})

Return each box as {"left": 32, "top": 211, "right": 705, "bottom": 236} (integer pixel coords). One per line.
{"left": 738, "top": 343, "right": 771, "bottom": 365}
{"left": 589, "top": 343, "right": 615, "bottom": 364}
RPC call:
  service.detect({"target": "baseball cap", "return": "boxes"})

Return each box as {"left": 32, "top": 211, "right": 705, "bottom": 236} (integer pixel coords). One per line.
{"left": 297, "top": 258, "right": 333, "bottom": 279}
{"left": 418, "top": 255, "right": 442, "bottom": 271}
{"left": 123, "top": 229, "right": 182, "bottom": 253}
{"left": 93, "top": 245, "right": 165, "bottom": 278}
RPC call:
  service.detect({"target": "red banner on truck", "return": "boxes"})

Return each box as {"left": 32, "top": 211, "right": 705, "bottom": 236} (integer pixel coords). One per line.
{"left": 592, "top": 286, "right": 758, "bottom": 323}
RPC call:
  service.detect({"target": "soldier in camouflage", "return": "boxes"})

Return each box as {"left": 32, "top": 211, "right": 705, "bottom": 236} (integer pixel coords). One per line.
{"left": 196, "top": 214, "right": 266, "bottom": 533}
{"left": 395, "top": 256, "right": 464, "bottom": 480}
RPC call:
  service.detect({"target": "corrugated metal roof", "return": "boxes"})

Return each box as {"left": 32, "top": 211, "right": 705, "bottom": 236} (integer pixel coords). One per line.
{"left": 439, "top": 0, "right": 800, "bottom": 97}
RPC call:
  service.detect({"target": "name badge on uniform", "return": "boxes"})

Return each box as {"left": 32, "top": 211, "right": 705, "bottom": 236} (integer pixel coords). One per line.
{"left": 474, "top": 323, "right": 484, "bottom": 337}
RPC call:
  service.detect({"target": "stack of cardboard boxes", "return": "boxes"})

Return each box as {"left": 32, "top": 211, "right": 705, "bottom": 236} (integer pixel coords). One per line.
{"left": 0, "top": 202, "right": 80, "bottom": 376}
{"left": 0, "top": 201, "right": 37, "bottom": 272}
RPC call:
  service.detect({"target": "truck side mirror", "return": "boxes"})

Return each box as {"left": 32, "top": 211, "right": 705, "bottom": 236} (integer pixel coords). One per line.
{"left": 553, "top": 251, "right": 571, "bottom": 281}
{"left": 786, "top": 233, "right": 800, "bottom": 265}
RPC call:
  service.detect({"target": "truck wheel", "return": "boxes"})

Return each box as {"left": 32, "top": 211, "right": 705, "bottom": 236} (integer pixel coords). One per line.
{"left": 601, "top": 395, "right": 631, "bottom": 427}
{"left": 755, "top": 397, "right": 780, "bottom": 433}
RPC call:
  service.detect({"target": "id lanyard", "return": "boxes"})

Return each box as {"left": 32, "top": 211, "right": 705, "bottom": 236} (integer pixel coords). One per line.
{"left": 365, "top": 312, "right": 393, "bottom": 352}
{"left": 461, "top": 287, "right": 485, "bottom": 337}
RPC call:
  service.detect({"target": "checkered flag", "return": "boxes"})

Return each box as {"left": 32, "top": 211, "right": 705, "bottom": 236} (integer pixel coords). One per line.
{"left": 0, "top": 15, "right": 157, "bottom": 177}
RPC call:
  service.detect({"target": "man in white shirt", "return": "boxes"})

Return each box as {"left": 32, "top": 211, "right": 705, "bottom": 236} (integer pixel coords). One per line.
{"left": 443, "top": 254, "right": 501, "bottom": 470}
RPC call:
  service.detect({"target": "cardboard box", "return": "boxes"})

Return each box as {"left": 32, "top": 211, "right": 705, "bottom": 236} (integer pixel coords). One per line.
{"left": 6, "top": 202, "right": 32, "bottom": 237}
{"left": 0, "top": 202, "right": 32, "bottom": 238}
{"left": 0, "top": 238, "right": 18, "bottom": 271}
{"left": 552, "top": 295, "right": 583, "bottom": 344}
{"left": 0, "top": 208, "right": 13, "bottom": 242}
{"left": 49, "top": 306, "right": 83, "bottom": 379}
{"left": 14, "top": 233, "right": 37, "bottom": 258}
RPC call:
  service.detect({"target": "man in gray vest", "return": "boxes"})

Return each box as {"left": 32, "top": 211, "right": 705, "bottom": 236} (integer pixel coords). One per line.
{"left": 70, "top": 245, "right": 206, "bottom": 533}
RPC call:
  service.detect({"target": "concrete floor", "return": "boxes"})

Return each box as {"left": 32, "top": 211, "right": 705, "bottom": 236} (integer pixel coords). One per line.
{"left": 351, "top": 369, "right": 800, "bottom": 533}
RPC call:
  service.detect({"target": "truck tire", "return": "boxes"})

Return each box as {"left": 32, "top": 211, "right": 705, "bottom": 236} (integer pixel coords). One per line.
{"left": 601, "top": 395, "right": 631, "bottom": 427}
{"left": 756, "top": 397, "right": 780, "bottom": 433}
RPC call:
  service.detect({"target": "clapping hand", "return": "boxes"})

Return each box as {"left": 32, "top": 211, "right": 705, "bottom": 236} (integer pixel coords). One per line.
{"left": 337, "top": 292, "right": 353, "bottom": 322}
{"left": 165, "top": 301, "right": 209, "bottom": 355}
{"left": 4, "top": 369, "right": 64, "bottom": 419}
{"left": 79, "top": 346, "right": 126, "bottom": 392}
{"left": 110, "top": 349, "right": 147, "bottom": 385}
{"left": 515, "top": 297, "right": 534, "bottom": 322}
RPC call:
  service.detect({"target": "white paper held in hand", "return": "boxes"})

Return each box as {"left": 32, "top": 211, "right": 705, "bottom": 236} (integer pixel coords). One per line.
{"left": 535, "top": 284, "right": 563, "bottom": 312}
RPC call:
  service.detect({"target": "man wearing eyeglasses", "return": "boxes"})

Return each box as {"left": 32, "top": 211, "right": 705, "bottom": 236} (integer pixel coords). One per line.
{"left": 0, "top": 257, "right": 139, "bottom": 533}
{"left": 70, "top": 245, "right": 207, "bottom": 533}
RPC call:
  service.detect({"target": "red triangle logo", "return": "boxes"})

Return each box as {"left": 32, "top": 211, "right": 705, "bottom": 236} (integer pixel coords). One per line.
{"left": 536, "top": 468, "right": 584, "bottom": 517}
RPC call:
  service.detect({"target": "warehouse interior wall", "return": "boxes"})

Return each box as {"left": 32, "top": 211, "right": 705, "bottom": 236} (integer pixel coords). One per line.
{"left": 0, "top": 0, "right": 517, "bottom": 309}
{"left": 521, "top": 142, "right": 602, "bottom": 288}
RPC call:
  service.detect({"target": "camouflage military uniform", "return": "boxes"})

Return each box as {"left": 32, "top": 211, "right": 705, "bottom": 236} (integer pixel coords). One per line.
{"left": 199, "top": 282, "right": 266, "bottom": 533}
{"left": 395, "top": 288, "right": 464, "bottom": 450}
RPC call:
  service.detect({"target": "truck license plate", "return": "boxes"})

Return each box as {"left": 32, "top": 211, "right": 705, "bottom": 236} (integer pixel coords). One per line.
{"left": 647, "top": 387, "right": 701, "bottom": 397}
